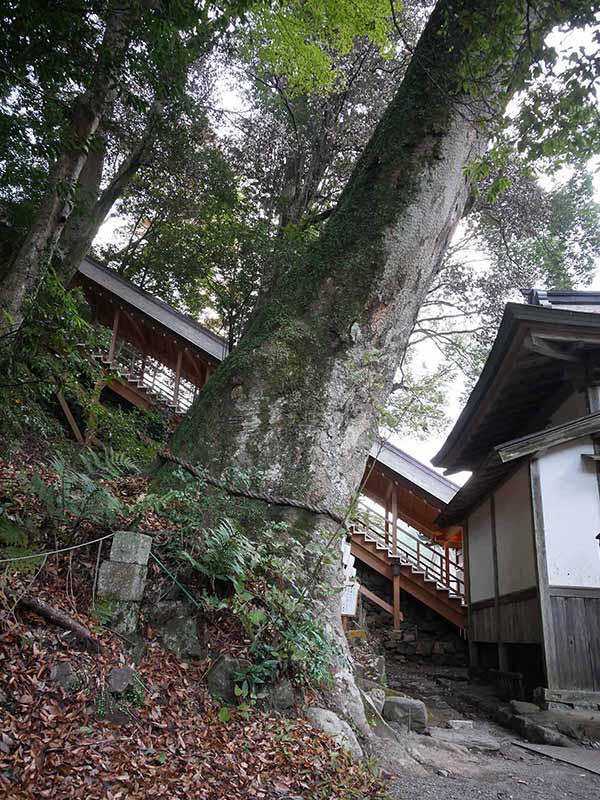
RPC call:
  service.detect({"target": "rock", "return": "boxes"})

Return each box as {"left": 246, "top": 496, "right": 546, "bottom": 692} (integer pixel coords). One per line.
{"left": 305, "top": 707, "right": 363, "bottom": 759}
{"left": 206, "top": 655, "right": 243, "bottom": 704}
{"left": 429, "top": 726, "right": 501, "bottom": 752}
{"left": 108, "top": 666, "right": 135, "bottom": 694}
{"left": 268, "top": 678, "right": 296, "bottom": 711}
{"left": 97, "top": 561, "right": 147, "bottom": 603}
{"left": 383, "top": 696, "right": 428, "bottom": 734}
{"left": 50, "top": 662, "right": 79, "bottom": 692}
{"left": 367, "top": 687, "right": 386, "bottom": 715}
{"left": 111, "top": 602, "right": 142, "bottom": 639}
{"left": 447, "top": 719, "right": 474, "bottom": 730}
{"left": 110, "top": 531, "right": 152, "bottom": 566}
{"left": 510, "top": 699, "right": 540, "bottom": 715}
{"left": 149, "top": 601, "right": 204, "bottom": 660}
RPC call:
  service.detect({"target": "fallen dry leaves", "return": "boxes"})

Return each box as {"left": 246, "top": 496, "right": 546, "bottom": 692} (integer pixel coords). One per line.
{"left": 0, "top": 610, "right": 387, "bottom": 799}
{"left": 0, "top": 454, "right": 389, "bottom": 799}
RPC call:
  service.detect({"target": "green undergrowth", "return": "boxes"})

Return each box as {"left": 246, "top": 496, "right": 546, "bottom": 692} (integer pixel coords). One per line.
{"left": 136, "top": 467, "right": 342, "bottom": 697}
{"left": 0, "top": 271, "right": 166, "bottom": 466}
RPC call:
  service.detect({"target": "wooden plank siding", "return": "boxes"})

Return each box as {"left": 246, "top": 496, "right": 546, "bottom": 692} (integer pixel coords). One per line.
{"left": 470, "top": 588, "right": 541, "bottom": 644}
{"left": 548, "top": 588, "right": 600, "bottom": 692}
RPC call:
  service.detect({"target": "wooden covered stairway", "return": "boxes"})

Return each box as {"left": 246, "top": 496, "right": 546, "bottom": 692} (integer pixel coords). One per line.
{"left": 350, "top": 503, "right": 466, "bottom": 631}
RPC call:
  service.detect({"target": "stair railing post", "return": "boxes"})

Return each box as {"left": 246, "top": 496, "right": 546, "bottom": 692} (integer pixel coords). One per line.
{"left": 393, "top": 564, "right": 402, "bottom": 630}
{"left": 108, "top": 309, "right": 120, "bottom": 365}
{"left": 391, "top": 489, "right": 398, "bottom": 556}
{"left": 173, "top": 349, "right": 183, "bottom": 410}
{"left": 444, "top": 541, "right": 450, "bottom": 588}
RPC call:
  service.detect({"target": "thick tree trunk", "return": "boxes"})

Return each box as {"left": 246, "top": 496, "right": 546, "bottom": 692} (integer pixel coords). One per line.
{"left": 56, "top": 99, "right": 164, "bottom": 285}
{"left": 0, "top": 1, "right": 134, "bottom": 336}
{"left": 163, "top": 0, "right": 563, "bottom": 727}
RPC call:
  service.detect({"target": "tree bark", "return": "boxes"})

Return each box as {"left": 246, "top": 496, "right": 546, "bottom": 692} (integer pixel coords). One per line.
{"left": 0, "top": 1, "right": 135, "bottom": 336}
{"left": 56, "top": 99, "right": 165, "bottom": 286}
{"left": 162, "top": 0, "right": 567, "bottom": 728}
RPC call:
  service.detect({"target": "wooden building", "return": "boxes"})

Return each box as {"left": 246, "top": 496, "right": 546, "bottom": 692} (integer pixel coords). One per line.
{"left": 433, "top": 290, "right": 600, "bottom": 705}
{"left": 75, "top": 257, "right": 466, "bottom": 633}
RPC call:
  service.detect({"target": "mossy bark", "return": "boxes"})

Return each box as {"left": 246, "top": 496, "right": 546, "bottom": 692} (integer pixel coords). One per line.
{"left": 163, "top": 0, "right": 560, "bottom": 726}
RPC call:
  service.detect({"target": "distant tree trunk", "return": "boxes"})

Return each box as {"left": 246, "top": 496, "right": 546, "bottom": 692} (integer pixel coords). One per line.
{"left": 163, "top": 0, "right": 564, "bottom": 727}
{"left": 56, "top": 100, "right": 164, "bottom": 285}
{"left": 0, "top": 1, "right": 135, "bottom": 337}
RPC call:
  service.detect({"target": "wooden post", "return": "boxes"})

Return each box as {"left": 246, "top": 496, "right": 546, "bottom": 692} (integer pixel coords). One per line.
{"left": 391, "top": 488, "right": 398, "bottom": 556}
{"left": 529, "top": 457, "right": 560, "bottom": 689}
{"left": 173, "top": 350, "right": 183, "bottom": 409}
{"left": 108, "top": 309, "right": 120, "bottom": 365}
{"left": 444, "top": 541, "right": 450, "bottom": 588}
{"left": 393, "top": 568, "right": 402, "bottom": 630}
{"left": 384, "top": 481, "right": 393, "bottom": 547}
{"left": 56, "top": 392, "right": 85, "bottom": 445}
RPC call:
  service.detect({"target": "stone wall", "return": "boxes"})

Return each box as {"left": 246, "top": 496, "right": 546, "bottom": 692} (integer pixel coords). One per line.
{"left": 356, "top": 562, "right": 467, "bottom": 667}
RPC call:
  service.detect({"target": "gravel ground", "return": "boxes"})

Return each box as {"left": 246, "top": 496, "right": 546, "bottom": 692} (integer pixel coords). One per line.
{"left": 383, "top": 661, "right": 600, "bottom": 800}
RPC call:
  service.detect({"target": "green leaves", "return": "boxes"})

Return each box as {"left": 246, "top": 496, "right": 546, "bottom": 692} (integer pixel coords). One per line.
{"left": 243, "top": 0, "right": 395, "bottom": 95}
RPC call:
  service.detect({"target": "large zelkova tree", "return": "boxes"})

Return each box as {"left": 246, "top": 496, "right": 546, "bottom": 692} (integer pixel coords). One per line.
{"left": 0, "top": 0, "right": 394, "bottom": 337}
{"left": 159, "top": 0, "right": 599, "bottom": 726}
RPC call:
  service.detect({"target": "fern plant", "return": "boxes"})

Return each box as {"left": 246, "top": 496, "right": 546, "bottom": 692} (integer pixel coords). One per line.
{"left": 179, "top": 519, "right": 252, "bottom": 591}
{"left": 79, "top": 445, "right": 141, "bottom": 480}
{"left": 0, "top": 511, "right": 43, "bottom": 573}
{"left": 31, "top": 457, "right": 122, "bottom": 532}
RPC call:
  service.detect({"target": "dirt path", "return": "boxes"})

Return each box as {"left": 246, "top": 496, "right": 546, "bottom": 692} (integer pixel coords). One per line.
{"left": 384, "top": 661, "right": 600, "bottom": 800}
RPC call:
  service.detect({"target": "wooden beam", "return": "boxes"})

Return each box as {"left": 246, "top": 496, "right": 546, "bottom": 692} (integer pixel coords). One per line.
{"left": 358, "top": 584, "right": 394, "bottom": 616}
{"left": 393, "top": 572, "right": 402, "bottom": 630}
{"left": 490, "top": 494, "right": 508, "bottom": 671}
{"left": 106, "top": 377, "right": 153, "bottom": 411}
{"left": 524, "top": 333, "right": 580, "bottom": 363}
{"left": 391, "top": 489, "right": 398, "bottom": 555}
{"left": 394, "top": 507, "right": 443, "bottom": 541}
{"left": 496, "top": 411, "right": 600, "bottom": 463}
{"left": 56, "top": 392, "right": 84, "bottom": 445}
{"left": 529, "top": 457, "right": 560, "bottom": 689}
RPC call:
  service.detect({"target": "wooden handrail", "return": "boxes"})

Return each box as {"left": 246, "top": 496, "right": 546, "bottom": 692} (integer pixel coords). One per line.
{"left": 355, "top": 501, "right": 465, "bottom": 598}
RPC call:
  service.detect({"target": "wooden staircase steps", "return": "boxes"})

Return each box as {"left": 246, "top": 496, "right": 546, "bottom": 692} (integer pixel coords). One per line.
{"left": 350, "top": 527, "right": 467, "bottom": 630}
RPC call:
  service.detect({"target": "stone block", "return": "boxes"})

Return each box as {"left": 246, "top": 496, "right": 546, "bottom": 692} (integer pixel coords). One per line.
{"left": 149, "top": 601, "right": 204, "bottom": 660}
{"left": 383, "top": 696, "right": 428, "bottom": 733}
{"left": 305, "top": 706, "right": 363, "bottom": 759}
{"left": 110, "top": 531, "right": 152, "bottom": 565}
{"left": 268, "top": 679, "right": 296, "bottom": 711}
{"left": 206, "top": 655, "right": 245, "bottom": 704}
{"left": 447, "top": 719, "right": 474, "bottom": 730}
{"left": 108, "top": 666, "right": 136, "bottom": 694}
{"left": 509, "top": 700, "right": 540, "bottom": 715}
{"left": 98, "top": 561, "right": 147, "bottom": 603}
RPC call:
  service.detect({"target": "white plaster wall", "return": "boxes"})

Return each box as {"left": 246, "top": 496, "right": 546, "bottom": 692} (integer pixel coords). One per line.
{"left": 494, "top": 463, "right": 536, "bottom": 595}
{"left": 468, "top": 498, "right": 495, "bottom": 602}
{"left": 539, "top": 437, "right": 600, "bottom": 587}
{"left": 549, "top": 391, "right": 587, "bottom": 427}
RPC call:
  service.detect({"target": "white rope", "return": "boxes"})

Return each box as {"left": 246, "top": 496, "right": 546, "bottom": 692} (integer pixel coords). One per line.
{"left": 0, "top": 532, "right": 116, "bottom": 564}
